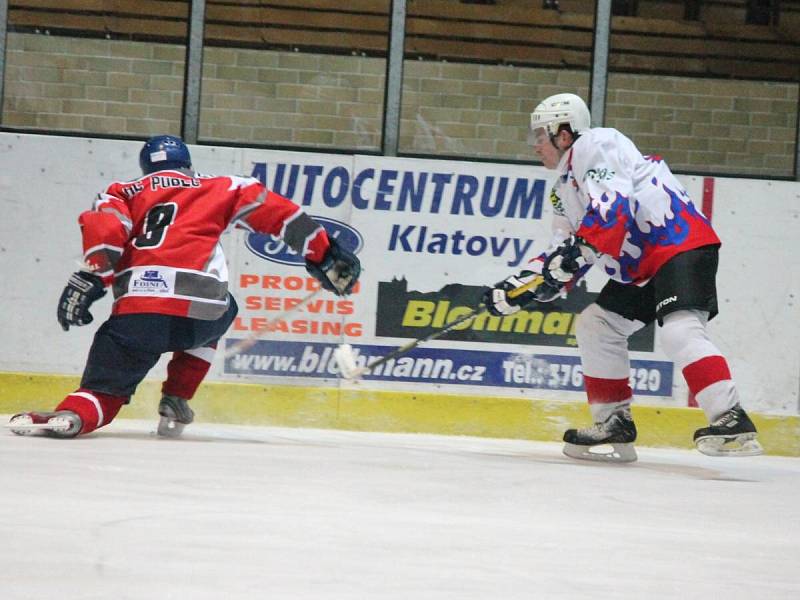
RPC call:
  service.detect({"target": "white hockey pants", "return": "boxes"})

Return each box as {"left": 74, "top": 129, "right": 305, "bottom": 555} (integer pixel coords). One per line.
{"left": 575, "top": 303, "right": 739, "bottom": 423}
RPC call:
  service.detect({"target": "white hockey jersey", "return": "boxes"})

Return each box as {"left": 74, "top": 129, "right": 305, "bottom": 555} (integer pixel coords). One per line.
{"left": 543, "top": 128, "right": 719, "bottom": 285}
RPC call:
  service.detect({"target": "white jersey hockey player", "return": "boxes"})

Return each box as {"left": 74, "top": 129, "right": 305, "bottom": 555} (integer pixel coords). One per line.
{"left": 483, "top": 93, "right": 762, "bottom": 462}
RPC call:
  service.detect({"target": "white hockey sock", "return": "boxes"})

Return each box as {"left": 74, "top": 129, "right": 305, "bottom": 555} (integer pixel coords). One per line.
{"left": 660, "top": 310, "right": 739, "bottom": 423}
{"left": 590, "top": 399, "right": 632, "bottom": 423}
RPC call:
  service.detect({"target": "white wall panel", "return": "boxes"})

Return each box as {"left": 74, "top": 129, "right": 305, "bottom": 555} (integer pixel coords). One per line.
{"left": 0, "top": 133, "right": 796, "bottom": 414}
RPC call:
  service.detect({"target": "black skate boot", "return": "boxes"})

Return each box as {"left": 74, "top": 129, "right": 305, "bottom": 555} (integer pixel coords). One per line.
{"left": 563, "top": 409, "right": 638, "bottom": 463}
{"left": 157, "top": 395, "right": 194, "bottom": 438}
{"left": 693, "top": 404, "right": 763, "bottom": 457}
{"left": 7, "top": 411, "right": 83, "bottom": 438}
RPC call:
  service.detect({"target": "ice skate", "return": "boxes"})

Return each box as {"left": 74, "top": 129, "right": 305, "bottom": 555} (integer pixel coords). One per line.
{"left": 694, "top": 404, "right": 763, "bottom": 457}
{"left": 6, "top": 411, "right": 83, "bottom": 438}
{"left": 157, "top": 395, "right": 194, "bottom": 438}
{"left": 562, "top": 409, "right": 638, "bottom": 463}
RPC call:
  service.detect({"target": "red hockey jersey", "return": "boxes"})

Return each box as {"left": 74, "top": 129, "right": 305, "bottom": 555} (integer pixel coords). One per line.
{"left": 80, "top": 170, "right": 330, "bottom": 319}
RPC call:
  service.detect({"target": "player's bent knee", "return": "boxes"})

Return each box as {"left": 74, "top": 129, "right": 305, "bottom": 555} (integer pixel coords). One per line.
{"left": 659, "top": 310, "right": 702, "bottom": 358}
{"left": 575, "top": 303, "right": 613, "bottom": 347}
{"left": 659, "top": 319, "right": 682, "bottom": 358}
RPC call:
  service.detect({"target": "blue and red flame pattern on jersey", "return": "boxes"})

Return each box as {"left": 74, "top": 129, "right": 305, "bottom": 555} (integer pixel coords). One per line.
{"left": 546, "top": 128, "right": 719, "bottom": 285}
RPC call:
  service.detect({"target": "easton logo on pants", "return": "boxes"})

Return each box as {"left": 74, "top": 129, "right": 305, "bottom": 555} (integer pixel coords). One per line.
{"left": 656, "top": 295, "right": 678, "bottom": 312}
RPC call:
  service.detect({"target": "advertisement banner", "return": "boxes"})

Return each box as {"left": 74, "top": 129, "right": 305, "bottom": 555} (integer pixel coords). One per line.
{"left": 224, "top": 150, "right": 674, "bottom": 400}
{"left": 3, "top": 133, "right": 797, "bottom": 413}
{"left": 374, "top": 278, "right": 655, "bottom": 351}
{"left": 225, "top": 339, "right": 673, "bottom": 396}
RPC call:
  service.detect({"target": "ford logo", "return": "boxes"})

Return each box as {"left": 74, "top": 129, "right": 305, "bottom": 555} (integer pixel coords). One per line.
{"left": 245, "top": 216, "right": 363, "bottom": 265}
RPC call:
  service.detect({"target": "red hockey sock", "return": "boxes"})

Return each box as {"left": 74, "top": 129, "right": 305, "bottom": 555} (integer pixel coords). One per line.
{"left": 56, "top": 389, "right": 127, "bottom": 434}
{"left": 162, "top": 351, "right": 212, "bottom": 399}
{"left": 682, "top": 355, "right": 731, "bottom": 395}
{"left": 584, "top": 375, "right": 633, "bottom": 405}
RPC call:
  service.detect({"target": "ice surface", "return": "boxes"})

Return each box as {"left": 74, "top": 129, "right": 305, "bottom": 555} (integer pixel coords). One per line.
{"left": 1, "top": 418, "right": 798, "bottom": 600}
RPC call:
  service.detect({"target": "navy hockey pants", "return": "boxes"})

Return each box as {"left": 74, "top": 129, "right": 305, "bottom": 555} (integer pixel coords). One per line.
{"left": 80, "top": 295, "right": 238, "bottom": 399}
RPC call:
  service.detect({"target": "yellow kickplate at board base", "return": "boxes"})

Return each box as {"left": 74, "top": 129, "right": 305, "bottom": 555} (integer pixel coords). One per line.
{"left": 1, "top": 371, "right": 797, "bottom": 456}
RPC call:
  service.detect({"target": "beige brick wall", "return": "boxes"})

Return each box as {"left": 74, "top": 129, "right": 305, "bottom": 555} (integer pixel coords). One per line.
{"left": 400, "top": 61, "right": 590, "bottom": 159}
{"left": 3, "top": 33, "right": 185, "bottom": 136}
{"left": 606, "top": 73, "right": 799, "bottom": 178}
{"left": 4, "top": 32, "right": 797, "bottom": 177}
{"left": 199, "top": 47, "right": 384, "bottom": 150}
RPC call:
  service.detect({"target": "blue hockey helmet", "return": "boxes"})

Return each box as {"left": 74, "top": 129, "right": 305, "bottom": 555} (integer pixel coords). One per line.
{"left": 139, "top": 135, "right": 192, "bottom": 175}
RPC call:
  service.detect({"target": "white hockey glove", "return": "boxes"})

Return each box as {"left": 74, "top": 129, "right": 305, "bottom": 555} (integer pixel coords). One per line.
{"left": 483, "top": 270, "right": 550, "bottom": 316}
{"left": 306, "top": 238, "right": 361, "bottom": 296}
{"left": 57, "top": 271, "right": 106, "bottom": 331}
{"left": 542, "top": 236, "right": 596, "bottom": 289}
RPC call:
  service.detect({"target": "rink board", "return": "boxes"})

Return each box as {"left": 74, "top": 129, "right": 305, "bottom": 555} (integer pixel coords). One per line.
{"left": 1, "top": 372, "right": 798, "bottom": 457}
{"left": 2, "top": 133, "right": 798, "bottom": 418}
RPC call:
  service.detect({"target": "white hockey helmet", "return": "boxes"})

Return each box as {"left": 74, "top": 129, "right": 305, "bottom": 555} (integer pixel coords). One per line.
{"left": 530, "top": 93, "right": 591, "bottom": 138}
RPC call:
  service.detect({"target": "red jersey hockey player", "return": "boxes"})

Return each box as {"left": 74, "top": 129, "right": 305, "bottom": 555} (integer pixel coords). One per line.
{"left": 9, "top": 135, "right": 360, "bottom": 438}
{"left": 484, "top": 94, "right": 762, "bottom": 461}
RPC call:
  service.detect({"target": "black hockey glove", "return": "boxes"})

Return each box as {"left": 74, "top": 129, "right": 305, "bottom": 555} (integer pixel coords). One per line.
{"left": 542, "top": 235, "right": 595, "bottom": 290}
{"left": 483, "top": 270, "right": 542, "bottom": 317}
{"left": 306, "top": 238, "right": 361, "bottom": 296}
{"left": 57, "top": 271, "right": 106, "bottom": 331}
{"left": 531, "top": 279, "right": 565, "bottom": 303}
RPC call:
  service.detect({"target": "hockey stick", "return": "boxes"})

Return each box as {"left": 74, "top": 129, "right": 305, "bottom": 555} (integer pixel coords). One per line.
{"left": 224, "top": 287, "right": 324, "bottom": 358}
{"left": 334, "top": 276, "right": 544, "bottom": 380}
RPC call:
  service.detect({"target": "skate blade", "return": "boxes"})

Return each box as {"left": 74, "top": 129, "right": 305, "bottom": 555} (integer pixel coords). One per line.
{"left": 695, "top": 433, "right": 764, "bottom": 457}
{"left": 157, "top": 416, "right": 186, "bottom": 438}
{"left": 563, "top": 442, "right": 638, "bottom": 463}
